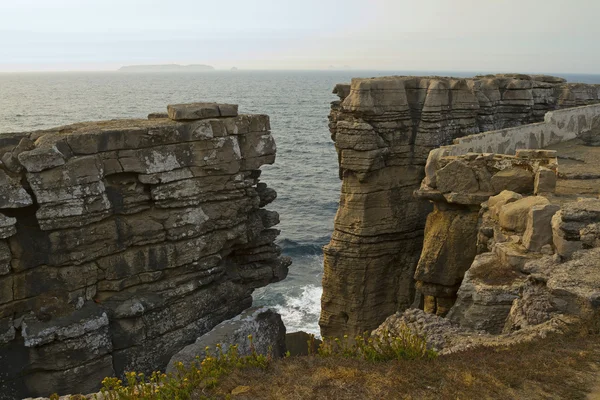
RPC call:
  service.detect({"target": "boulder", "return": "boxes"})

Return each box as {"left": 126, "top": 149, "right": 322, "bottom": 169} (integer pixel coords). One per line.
{"left": 488, "top": 190, "right": 523, "bottom": 220}
{"left": 447, "top": 252, "right": 527, "bottom": 334}
{"left": 534, "top": 167, "right": 557, "bottom": 195}
{"left": 522, "top": 203, "right": 561, "bottom": 251}
{"left": 552, "top": 199, "right": 600, "bottom": 258}
{"left": 166, "top": 308, "right": 286, "bottom": 372}
{"left": 491, "top": 168, "right": 534, "bottom": 194}
{"left": 499, "top": 196, "right": 550, "bottom": 232}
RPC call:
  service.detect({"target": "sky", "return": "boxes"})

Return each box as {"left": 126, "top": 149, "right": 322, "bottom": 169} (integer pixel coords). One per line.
{"left": 0, "top": 0, "right": 599, "bottom": 73}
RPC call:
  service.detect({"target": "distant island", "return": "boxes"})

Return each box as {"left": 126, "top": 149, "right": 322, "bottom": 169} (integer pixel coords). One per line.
{"left": 118, "top": 64, "right": 215, "bottom": 72}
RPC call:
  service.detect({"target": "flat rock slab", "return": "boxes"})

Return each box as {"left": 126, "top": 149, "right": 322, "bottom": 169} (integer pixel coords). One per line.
{"left": 167, "top": 103, "right": 238, "bottom": 121}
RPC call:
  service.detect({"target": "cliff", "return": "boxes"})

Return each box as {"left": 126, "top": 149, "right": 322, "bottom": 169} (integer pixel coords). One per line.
{"left": 321, "top": 74, "right": 600, "bottom": 338}
{"left": 0, "top": 102, "right": 290, "bottom": 399}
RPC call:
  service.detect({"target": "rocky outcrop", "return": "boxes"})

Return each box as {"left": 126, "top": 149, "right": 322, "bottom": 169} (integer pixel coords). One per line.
{"left": 322, "top": 74, "right": 600, "bottom": 338}
{"left": 447, "top": 197, "right": 600, "bottom": 335}
{"left": 373, "top": 197, "right": 600, "bottom": 349}
{"left": 0, "top": 103, "right": 290, "bottom": 399}
{"left": 167, "top": 307, "right": 286, "bottom": 373}
{"left": 414, "top": 149, "right": 558, "bottom": 317}
{"left": 372, "top": 307, "right": 580, "bottom": 355}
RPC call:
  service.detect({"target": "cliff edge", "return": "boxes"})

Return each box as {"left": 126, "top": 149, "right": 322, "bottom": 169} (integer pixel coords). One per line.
{"left": 0, "top": 102, "right": 290, "bottom": 399}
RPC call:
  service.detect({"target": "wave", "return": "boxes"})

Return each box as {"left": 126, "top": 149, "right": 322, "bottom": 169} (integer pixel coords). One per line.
{"left": 271, "top": 284, "right": 322, "bottom": 336}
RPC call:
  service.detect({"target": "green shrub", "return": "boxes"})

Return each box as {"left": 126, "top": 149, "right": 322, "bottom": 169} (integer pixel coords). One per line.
{"left": 96, "top": 336, "right": 269, "bottom": 400}
{"left": 317, "top": 325, "right": 437, "bottom": 361}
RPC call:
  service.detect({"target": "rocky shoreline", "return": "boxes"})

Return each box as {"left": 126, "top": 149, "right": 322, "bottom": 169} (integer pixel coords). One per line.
{"left": 2, "top": 74, "right": 600, "bottom": 399}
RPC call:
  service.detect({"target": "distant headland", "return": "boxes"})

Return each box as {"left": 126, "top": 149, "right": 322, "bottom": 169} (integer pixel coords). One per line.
{"left": 118, "top": 64, "right": 215, "bottom": 72}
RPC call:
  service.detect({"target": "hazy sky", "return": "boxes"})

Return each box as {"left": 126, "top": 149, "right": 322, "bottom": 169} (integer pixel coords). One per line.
{"left": 0, "top": 0, "right": 598, "bottom": 73}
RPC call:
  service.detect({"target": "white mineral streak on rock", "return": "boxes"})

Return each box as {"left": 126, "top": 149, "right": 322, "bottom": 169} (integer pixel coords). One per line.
{"left": 0, "top": 103, "right": 290, "bottom": 398}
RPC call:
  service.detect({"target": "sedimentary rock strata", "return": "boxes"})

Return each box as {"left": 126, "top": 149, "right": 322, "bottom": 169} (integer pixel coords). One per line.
{"left": 321, "top": 74, "right": 600, "bottom": 338}
{"left": 0, "top": 103, "right": 290, "bottom": 399}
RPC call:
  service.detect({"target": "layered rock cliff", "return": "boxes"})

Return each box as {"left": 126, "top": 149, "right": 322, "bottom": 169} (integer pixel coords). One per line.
{"left": 0, "top": 102, "right": 290, "bottom": 399}
{"left": 321, "top": 74, "right": 600, "bottom": 338}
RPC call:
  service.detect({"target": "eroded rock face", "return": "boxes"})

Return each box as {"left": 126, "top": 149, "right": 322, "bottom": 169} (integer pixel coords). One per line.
{"left": 414, "top": 149, "right": 558, "bottom": 313}
{"left": 446, "top": 191, "right": 600, "bottom": 335}
{"left": 322, "top": 74, "right": 600, "bottom": 338}
{"left": 0, "top": 104, "right": 290, "bottom": 399}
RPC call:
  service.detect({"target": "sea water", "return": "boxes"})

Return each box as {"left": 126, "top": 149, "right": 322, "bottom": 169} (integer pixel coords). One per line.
{"left": 1, "top": 70, "right": 598, "bottom": 335}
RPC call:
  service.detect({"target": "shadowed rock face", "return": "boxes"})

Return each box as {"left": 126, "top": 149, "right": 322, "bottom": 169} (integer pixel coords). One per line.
{"left": 321, "top": 74, "right": 600, "bottom": 338}
{"left": 0, "top": 104, "right": 290, "bottom": 399}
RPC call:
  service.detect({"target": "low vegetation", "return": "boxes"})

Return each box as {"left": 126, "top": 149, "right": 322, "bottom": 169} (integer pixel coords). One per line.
{"left": 51, "top": 327, "right": 600, "bottom": 400}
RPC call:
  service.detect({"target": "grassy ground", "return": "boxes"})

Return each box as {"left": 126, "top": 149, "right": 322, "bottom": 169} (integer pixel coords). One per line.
{"left": 200, "top": 332, "right": 600, "bottom": 400}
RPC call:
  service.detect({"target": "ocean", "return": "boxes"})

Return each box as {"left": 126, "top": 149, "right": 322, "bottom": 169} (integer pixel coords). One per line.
{"left": 1, "top": 70, "right": 599, "bottom": 335}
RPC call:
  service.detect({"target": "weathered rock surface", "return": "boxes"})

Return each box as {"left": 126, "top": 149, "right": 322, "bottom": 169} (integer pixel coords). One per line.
{"left": 447, "top": 252, "right": 528, "bottom": 333}
{"left": 499, "top": 196, "right": 550, "bottom": 232}
{"left": 552, "top": 198, "right": 600, "bottom": 259}
{"left": 372, "top": 307, "right": 578, "bottom": 355}
{"left": 414, "top": 150, "right": 558, "bottom": 311}
{"left": 166, "top": 307, "right": 286, "bottom": 373}
{"left": 414, "top": 204, "right": 479, "bottom": 316}
{"left": 446, "top": 192, "right": 600, "bottom": 336}
{"left": 522, "top": 203, "right": 561, "bottom": 251}
{"left": 322, "top": 74, "right": 600, "bottom": 338}
{"left": 0, "top": 103, "right": 290, "bottom": 399}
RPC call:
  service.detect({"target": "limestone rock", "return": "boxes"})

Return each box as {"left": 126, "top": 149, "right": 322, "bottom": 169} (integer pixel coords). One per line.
{"left": 285, "top": 331, "right": 322, "bottom": 356}
{"left": 447, "top": 253, "right": 527, "bottom": 333}
{"left": 435, "top": 160, "right": 479, "bottom": 193}
{"left": 322, "top": 74, "right": 600, "bottom": 338}
{"left": 491, "top": 168, "right": 534, "bottom": 194}
{"left": 499, "top": 196, "right": 550, "bottom": 232}
{"left": 522, "top": 203, "right": 561, "bottom": 251}
{"left": 534, "top": 167, "right": 557, "bottom": 194}
{"left": 374, "top": 307, "right": 577, "bottom": 356}
{"left": 0, "top": 104, "right": 288, "bottom": 399}
{"left": 147, "top": 112, "right": 168, "bottom": 119}
{"left": 414, "top": 205, "right": 479, "bottom": 296}
{"left": 503, "top": 278, "right": 559, "bottom": 332}
{"left": 0, "top": 169, "right": 33, "bottom": 208}
{"left": 166, "top": 308, "right": 286, "bottom": 372}
{"left": 552, "top": 198, "right": 600, "bottom": 258}
{"left": 488, "top": 190, "right": 523, "bottom": 220}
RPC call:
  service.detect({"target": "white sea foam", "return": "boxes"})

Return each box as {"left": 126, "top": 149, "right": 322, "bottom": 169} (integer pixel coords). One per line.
{"left": 273, "top": 284, "right": 322, "bottom": 337}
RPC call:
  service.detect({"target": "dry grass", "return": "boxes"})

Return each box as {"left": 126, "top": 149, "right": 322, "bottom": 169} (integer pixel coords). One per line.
{"left": 203, "top": 332, "right": 600, "bottom": 400}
